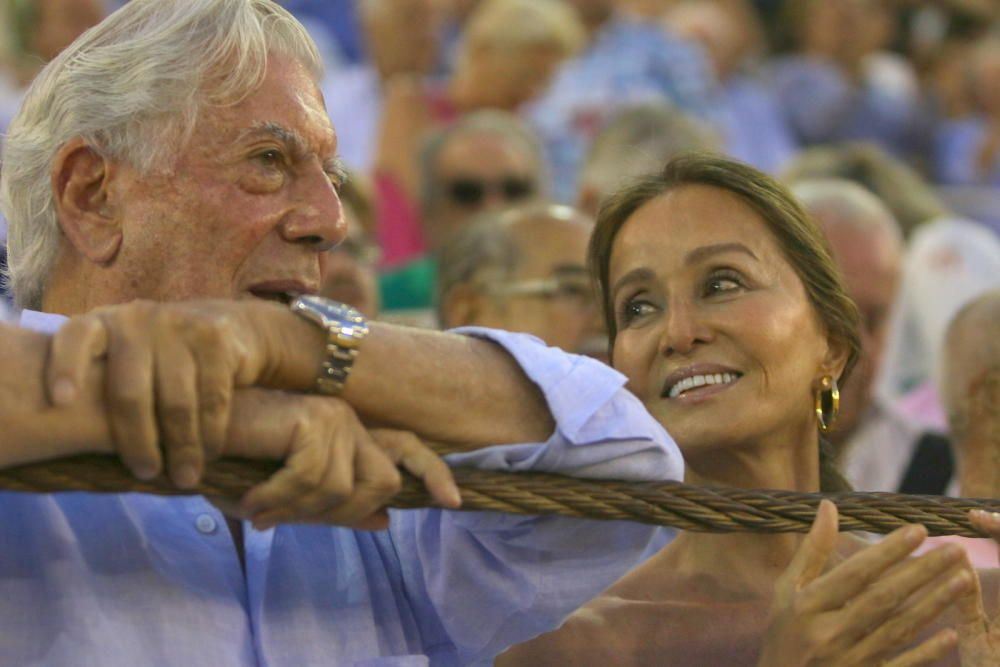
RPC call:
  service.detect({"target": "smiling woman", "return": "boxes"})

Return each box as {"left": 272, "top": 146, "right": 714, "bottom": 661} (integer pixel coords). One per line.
{"left": 498, "top": 154, "right": 1000, "bottom": 666}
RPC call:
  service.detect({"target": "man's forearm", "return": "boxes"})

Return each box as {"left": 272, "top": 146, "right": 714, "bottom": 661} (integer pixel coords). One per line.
{"left": 249, "top": 303, "right": 555, "bottom": 447}
{"left": 0, "top": 324, "right": 112, "bottom": 466}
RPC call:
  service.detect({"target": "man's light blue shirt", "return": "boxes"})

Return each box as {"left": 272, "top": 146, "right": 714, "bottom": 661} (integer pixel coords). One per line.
{"left": 3, "top": 311, "right": 681, "bottom": 666}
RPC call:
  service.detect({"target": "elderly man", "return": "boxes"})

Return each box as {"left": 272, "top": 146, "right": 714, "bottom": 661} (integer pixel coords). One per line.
{"left": 0, "top": 1, "right": 683, "bottom": 665}
{"left": 437, "top": 203, "right": 604, "bottom": 357}
{"left": 380, "top": 110, "right": 546, "bottom": 312}
{"left": 793, "top": 179, "right": 953, "bottom": 494}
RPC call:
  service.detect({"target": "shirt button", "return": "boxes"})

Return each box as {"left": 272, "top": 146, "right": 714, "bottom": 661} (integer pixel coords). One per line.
{"left": 195, "top": 514, "right": 218, "bottom": 535}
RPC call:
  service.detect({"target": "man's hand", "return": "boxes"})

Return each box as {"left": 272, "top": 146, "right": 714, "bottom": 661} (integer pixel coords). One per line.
{"left": 758, "top": 500, "right": 968, "bottom": 667}
{"left": 44, "top": 300, "right": 316, "bottom": 487}
{"left": 214, "top": 390, "right": 461, "bottom": 530}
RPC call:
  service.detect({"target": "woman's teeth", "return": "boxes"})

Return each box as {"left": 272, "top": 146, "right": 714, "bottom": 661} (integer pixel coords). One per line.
{"left": 668, "top": 373, "right": 739, "bottom": 399}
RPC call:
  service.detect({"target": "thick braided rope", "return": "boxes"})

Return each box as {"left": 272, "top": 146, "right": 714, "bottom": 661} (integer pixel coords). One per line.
{"left": 3, "top": 455, "right": 999, "bottom": 536}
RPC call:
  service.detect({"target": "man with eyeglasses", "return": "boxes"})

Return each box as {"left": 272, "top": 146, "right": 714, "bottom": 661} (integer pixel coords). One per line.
{"left": 379, "top": 110, "right": 545, "bottom": 315}
{"left": 437, "top": 203, "right": 607, "bottom": 359}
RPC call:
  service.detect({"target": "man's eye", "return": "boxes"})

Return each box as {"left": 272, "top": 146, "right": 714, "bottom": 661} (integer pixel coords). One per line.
{"left": 256, "top": 149, "right": 283, "bottom": 167}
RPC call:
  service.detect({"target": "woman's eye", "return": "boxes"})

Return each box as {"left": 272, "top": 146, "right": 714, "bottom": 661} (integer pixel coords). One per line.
{"left": 619, "top": 299, "right": 656, "bottom": 325}
{"left": 705, "top": 272, "right": 743, "bottom": 295}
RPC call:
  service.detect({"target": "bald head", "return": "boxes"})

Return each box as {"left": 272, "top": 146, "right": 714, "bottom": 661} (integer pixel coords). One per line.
{"left": 793, "top": 179, "right": 904, "bottom": 443}
{"left": 942, "top": 290, "right": 1000, "bottom": 491}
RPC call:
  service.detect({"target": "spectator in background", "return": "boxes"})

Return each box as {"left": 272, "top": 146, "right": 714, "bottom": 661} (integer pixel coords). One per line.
{"left": 918, "top": 289, "right": 1000, "bottom": 567}
{"left": 437, "top": 203, "right": 605, "bottom": 357}
{"left": 0, "top": 0, "right": 107, "bottom": 132}
{"left": 877, "top": 215, "right": 1000, "bottom": 438}
{"left": 319, "top": 175, "right": 381, "bottom": 319}
{"left": 0, "top": 0, "right": 108, "bottom": 313}
{"left": 934, "top": 36, "right": 1000, "bottom": 188}
{"left": 663, "top": 0, "right": 797, "bottom": 174}
{"left": 321, "top": 0, "right": 443, "bottom": 174}
{"left": 576, "top": 104, "right": 719, "bottom": 217}
{"left": 782, "top": 143, "right": 950, "bottom": 239}
{"left": 792, "top": 179, "right": 950, "bottom": 495}
{"left": 373, "top": 0, "right": 582, "bottom": 267}
{"left": 379, "top": 111, "right": 546, "bottom": 312}
{"left": 768, "top": 0, "right": 925, "bottom": 160}
{"left": 527, "top": 0, "right": 714, "bottom": 201}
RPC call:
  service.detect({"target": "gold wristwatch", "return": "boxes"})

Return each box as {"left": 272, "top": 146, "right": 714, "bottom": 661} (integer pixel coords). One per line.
{"left": 289, "top": 295, "right": 369, "bottom": 395}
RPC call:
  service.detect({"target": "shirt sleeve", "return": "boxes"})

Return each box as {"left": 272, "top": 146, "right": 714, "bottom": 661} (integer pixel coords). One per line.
{"left": 387, "top": 327, "right": 682, "bottom": 666}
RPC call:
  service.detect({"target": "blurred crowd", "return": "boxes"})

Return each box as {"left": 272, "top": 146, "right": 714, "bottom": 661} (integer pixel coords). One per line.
{"left": 1, "top": 0, "right": 999, "bottom": 498}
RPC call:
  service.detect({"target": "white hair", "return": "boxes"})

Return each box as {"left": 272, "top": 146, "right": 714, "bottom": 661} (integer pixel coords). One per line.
{"left": 0, "top": 0, "right": 321, "bottom": 309}
{"left": 791, "top": 178, "right": 904, "bottom": 249}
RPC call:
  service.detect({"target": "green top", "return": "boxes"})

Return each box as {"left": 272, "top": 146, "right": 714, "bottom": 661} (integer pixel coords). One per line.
{"left": 378, "top": 256, "right": 437, "bottom": 311}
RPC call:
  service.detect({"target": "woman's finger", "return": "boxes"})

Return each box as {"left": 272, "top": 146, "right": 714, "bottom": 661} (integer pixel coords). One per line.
{"left": 775, "top": 500, "right": 839, "bottom": 604}
{"left": 842, "top": 563, "right": 973, "bottom": 663}
{"left": 833, "top": 544, "right": 966, "bottom": 638}
{"left": 371, "top": 429, "right": 461, "bottom": 509}
{"left": 882, "top": 628, "right": 958, "bottom": 667}
{"left": 45, "top": 314, "right": 109, "bottom": 406}
{"left": 798, "top": 522, "right": 927, "bottom": 613}
{"left": 154, "top": 333, "right": 203, "bottom": 489}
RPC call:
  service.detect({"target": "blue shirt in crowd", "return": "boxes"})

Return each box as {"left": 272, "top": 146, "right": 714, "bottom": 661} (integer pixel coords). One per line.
{"left": 528, "top": 17, "right": 713, "bottom": 202}
{"left": 708, "top": 73, "right": 798, "bottom": 175}
{"left": 934, "top": 116, "right": 1000, "bottom": 188}
{"left": 1, "top": 310, "right": 681, "bottom": 667}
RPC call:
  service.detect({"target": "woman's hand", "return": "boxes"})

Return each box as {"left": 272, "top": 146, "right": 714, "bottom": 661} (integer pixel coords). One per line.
{"left": 219, "top": 389, "right": 460, "bottom": 531}
{"left": 758, "top": 500, "right": 971, "bottom": 667}
{"left": 952, "top": 510, "right": 1000, "bottom": 665}
{"left": 43, "top": 299, "right": 315, "bottom": 487}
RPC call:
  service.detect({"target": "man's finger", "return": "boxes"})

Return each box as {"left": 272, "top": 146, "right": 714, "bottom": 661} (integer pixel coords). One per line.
{"left": 45, "top": 314, "right": 109, "bottom": 406}
{"left": 189, "top": 322, "right": 236, "bottom": 461}
{"left": 154, "top": 336, "right": 203, "bottom": 489}
{"left": 372, "top": 429, "right": 460, "bottom": 509}
{"left": 242, "top": 422, "right": 335, "bottom": 519}
{"left": 105, "top": 322, "right": 161, "bottom": 480}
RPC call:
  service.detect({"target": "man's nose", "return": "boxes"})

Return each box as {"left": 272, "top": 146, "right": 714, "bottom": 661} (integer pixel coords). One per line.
{"left": 280, "top": 165, "right": 346, "bottom": 251}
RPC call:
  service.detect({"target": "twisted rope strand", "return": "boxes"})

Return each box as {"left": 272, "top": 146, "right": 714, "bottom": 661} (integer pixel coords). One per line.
{"left": 3, "top": 455, "right": 999, "bottom": 536}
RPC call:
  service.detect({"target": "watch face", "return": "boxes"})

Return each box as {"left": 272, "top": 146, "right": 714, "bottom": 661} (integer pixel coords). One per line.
{"left": 296, "top": 295, "right": 364, "bottom": 324}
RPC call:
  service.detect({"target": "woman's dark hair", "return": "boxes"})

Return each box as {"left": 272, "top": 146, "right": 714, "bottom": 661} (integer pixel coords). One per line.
{"left": 588, "top": 153, "right": 861, "bottom": 492}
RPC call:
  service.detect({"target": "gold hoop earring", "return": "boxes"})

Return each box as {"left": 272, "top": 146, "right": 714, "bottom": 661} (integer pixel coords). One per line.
{"left": 815, "top": 375, "right": 840, "bottom": 433}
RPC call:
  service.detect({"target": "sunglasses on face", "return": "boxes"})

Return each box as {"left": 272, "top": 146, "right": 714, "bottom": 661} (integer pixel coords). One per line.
{"left": 444, "top": 177, "right": 536, "bottom": 207}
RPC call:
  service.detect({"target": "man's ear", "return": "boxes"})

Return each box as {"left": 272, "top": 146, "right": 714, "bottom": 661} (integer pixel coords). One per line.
{"left": 51, "top": 138, "right": 122, "bottom": 264}
{"left": 439, "top": 283, "right": 487, "bottom": 329}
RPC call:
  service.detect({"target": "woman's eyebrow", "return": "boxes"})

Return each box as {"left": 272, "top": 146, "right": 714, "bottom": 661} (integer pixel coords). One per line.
{"left": 684, "top": 242, "right": 758, "bottom": 266}
{"left": 611, "top": 267, "right": 656, "bottom": 298}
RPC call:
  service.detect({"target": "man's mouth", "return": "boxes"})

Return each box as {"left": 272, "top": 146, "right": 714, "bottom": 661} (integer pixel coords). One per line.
{"left": 246, "top": 280, "right": 316, "bottom": 305}
{"left": 662, "top": 369, "right": 743, "bottom": 400}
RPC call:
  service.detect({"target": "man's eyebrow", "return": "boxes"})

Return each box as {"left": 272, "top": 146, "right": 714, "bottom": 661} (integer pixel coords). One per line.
{"left": 237, "top": 121, "right": 335, "bottom": 161}
{"left": 684, "top": 242, "right": 758, "bottom": 266}
{"left": 611, "top": 267, "right": 657, "bottom": 298}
